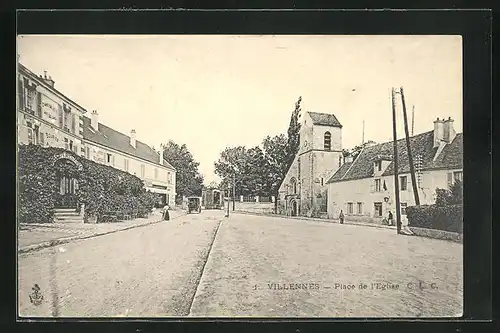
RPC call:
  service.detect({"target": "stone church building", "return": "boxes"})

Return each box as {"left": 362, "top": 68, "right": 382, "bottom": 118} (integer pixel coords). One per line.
{"left": 277, "top": 111, "right": 344, "bottom": 217}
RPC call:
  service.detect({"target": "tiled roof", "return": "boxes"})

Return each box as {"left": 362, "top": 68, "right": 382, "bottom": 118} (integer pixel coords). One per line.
{"left": 307, "top": 112, "right": 342, "bottom": 127}
{"left": 82, "top": 116, "right": 175, "bottom": 170}
{"left": 327, "top": 131, "right": 463, "bottom": 183}
{"left": 328, "top": 162, "right": 352, "bottom": 182}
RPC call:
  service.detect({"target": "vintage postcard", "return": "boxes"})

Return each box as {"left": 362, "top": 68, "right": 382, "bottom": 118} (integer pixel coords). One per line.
{"left": 17, "top": 35, "right": 463, "bottom": 318}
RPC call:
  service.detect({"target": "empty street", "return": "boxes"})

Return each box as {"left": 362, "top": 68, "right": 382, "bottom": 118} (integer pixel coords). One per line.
{"left": 18, "top": 211, "right": 463, "bottom": 318}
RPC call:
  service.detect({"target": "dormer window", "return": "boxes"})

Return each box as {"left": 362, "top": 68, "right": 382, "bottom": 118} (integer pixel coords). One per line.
{"left": 324, "top": 132, "right": 331, "bottom": 150}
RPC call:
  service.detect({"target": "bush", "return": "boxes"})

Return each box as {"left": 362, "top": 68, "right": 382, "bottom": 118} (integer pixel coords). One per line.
{"left": 406, "top": 204, "right": 463, "bottom": 233}
{"left": 18, "top": 144, "right": 158, "bottom": 223}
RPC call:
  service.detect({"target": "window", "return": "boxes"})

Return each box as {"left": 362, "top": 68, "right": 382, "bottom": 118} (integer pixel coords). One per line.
{"left": 72, "top": 114, "right": 76, "bottom": 134}
{"left": 167, "top": 172, "right": 172, "bottom": 184}
{"left": 106, "top": 153, "right": 112, "bottom": 163}
{"left": 401, "top": 202, "right": 408, "bottom": 215}
{"left": 298, "top": 158, "right": 301, "bottom": 179}
{"left": 124, "top": 159, "right": 129, "bottom": 172}
{"left": 85, "top": 146, "right": 90, "bottom": 159}
{"left": 33, "top": 125, "right": 40, "bottom": 145}
{"left": 376, "top": 160, "right": 382, "bottom": 171}
{"left": 374, "top": 202, "right": 383, "bottom": 217}
{"left": 154, "top": 168, "right": 158, "bottom": 179}
{"left": 347, "top": 202, "right": 353, "bottom": 214}
{"left": 290, "top": 178, "right": 297, "bottom": 194}
{"left": 25, "top": 88, "right": 35, "bottom": 111}
{"left": 321, "top": 178, "right": 324, "bottom": 186}
{"left": 324, "top": 132, "right": 331, "bottom": 150}
{"left": 58, "top": 105, "right": 63, "bottom": 128}
{"left": 400, "top": 176, "right": 408, "bottom": 191}
{"left": 453, "top": 171, "right": 463, "bottom": 182}
{"left": 357, "top": 202, "right": 363, "bottom": 214}
{"left": 69, "top": 140, "right": 74, "bottom": 152}
{"left": 40, "top": 132, "right": 45, "bottom": 146}
{"left": 375, "top": 179, "right": 381, "bottom": 192}
{"left": 140, "top": 164, "right": 145, "bottom": 178}
{"left": 27, "top": 128, "right": 33, "bottom": 144}
{"left": 64, "top": 138, "right": 69, "bottom": 150}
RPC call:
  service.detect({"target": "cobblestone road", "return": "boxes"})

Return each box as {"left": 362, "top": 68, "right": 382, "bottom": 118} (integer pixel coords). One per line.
{"left": 18, "top": 210, "right": 463, "bottom": 318}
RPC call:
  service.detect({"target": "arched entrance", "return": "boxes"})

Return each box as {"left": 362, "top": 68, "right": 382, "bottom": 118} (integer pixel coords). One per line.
{"left": 52, "top": 152, "right": 83, "bottom": 209}
{"left": 291, "top": 199, "right": 298, "bottom": 217}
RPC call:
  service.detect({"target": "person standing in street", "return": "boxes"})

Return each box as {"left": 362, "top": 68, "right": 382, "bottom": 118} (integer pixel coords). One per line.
{"left": 162, "top": 203, "right": 170, "bottom": 221}
{"left": 387, "top": 211, "right": 394, "bottom": 226}
{"left": 339, "top": 210, "right": 344, "bottom": 224}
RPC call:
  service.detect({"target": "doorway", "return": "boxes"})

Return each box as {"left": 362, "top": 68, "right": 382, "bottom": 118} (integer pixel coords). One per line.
{"left": 55, "top": 159, "right": 80, "bottom": 209}
{"left": 291, "top": 200, "right": 298, "bottom": 217}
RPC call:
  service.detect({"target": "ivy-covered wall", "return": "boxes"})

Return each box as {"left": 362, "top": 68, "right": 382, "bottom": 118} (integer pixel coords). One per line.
{"left": 18, "top": 144, "right": 158, "bottom": 223}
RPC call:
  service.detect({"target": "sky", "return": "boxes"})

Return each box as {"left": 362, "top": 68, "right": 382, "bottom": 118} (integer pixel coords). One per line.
{"left": 17, "top": 35, "right": 462, "bottom": 184}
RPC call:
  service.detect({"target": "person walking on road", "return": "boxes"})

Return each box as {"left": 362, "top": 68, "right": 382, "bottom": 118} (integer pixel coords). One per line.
{"left": 339, "top": 210, "right": 344, "bottom": 224}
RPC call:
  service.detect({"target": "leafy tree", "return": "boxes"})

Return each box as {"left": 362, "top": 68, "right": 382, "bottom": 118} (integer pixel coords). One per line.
{"left": 449, "top": 179, "right": 463, "bottom": 205}
{"left": 262, "top": 134, "right": 288, "bottom": 211}
{"left": 214, "top": 146, "right": 248, "bottom": 195}
{"left": 161, "top": 140, "right": 204, "bottom": 201}
{"left": 344, "top": 140, "right": 377, "bottom": 160}
{"left": 435, "top": 179, "right": 463, "bottom": 206}
{"left": 214, "top": 146, "right": 269, "bottom": 197}
{"left": 286, "top": 96, "right": 302, "bottom": 169}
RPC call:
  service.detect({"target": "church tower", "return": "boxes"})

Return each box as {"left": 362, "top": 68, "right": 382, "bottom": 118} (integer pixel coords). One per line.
{"left": 297, "top": 112, "right": 343, "bottom": 214}
{"left": 278, "top": 111, "right": 343, "bottom": 217}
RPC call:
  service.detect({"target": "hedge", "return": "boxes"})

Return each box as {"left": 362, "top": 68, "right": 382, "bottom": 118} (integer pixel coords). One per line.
{"left": 406, "top": 204, "right": 463, "bottom": 233}
{"left": 18, "top": 144, "right": 159, "bottom": 223}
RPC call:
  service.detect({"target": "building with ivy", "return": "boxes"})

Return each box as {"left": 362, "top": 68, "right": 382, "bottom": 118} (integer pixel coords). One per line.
{"left": 17, "top": 61, "right": 176, "bottom": 209}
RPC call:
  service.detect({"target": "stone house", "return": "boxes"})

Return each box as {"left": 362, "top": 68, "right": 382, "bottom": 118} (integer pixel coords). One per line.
{"left": 17, "top": 61, "right": 177, "bottom": 209}
{"left": 326, "top": 118, "right": 463, "bottom": 225}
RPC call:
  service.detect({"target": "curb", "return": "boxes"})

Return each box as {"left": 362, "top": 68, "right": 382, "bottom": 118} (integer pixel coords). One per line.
{"left": 232, "top": 211, "right": 397, "bottom": 231}
{"left": 18, "top": 212, "right": 187, "bottom": 254}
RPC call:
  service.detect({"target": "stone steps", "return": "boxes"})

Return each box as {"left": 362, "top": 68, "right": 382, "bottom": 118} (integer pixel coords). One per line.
{"left": 53, "top": 208, "right": 83, "bottom": 223}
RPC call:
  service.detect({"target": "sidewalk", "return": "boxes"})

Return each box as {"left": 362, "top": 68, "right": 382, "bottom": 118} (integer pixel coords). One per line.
{"left": 233, "top": 210, "right": 398, "bottom": 231}
{"left": 18, "top": 209, "right": 186, "bottom": 254}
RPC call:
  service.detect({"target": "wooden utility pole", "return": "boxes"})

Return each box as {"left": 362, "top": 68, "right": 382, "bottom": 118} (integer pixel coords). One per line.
{"left": 391, "top": 88, "right": 402, "bottom": 234}
{"left": 400, "top": 87, "right": 420, "bottom": 206}
{"left": 232, "top": 173, "right": 236, "bottom": 211}
{"left": 411, "top": 105, "right": 415, "bottom": 136}
{"left": 362, "top": 120, "right": 365, "bottom": 144}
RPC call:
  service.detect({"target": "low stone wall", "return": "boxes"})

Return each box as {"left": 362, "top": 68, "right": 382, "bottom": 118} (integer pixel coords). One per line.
{"left": 409, "top": 226, "right": 462, "bottom": 243}
{"left": 233, "top": 201, "right": 275, "bottom": 214}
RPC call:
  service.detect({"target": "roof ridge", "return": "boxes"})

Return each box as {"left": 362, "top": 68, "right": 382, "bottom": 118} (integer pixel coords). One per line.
{"left": 341, "top": 148, "right": 365, "bottom": 180}
{"left": 83, "top": 115, "right": 151, "bottom": 149}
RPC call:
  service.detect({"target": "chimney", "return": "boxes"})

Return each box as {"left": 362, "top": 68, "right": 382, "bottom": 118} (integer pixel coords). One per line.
{"left": 344, "top": 155, "right": 353, "bottom": 163}
{"left": 91, "top": 110, "right": 99, "bottom": 130}
{"left": 443, "top": 117, "right": 456, "bottom": 143}
{"left": 433, "top": 117, "right": 445, "bottom": 148}
{"left": 159, "top": 147, "right": 164, "bottom": 165}
{"left": 130, "top": 129, "right": 136, "bottom": 148}
{"left": 42, "top": 70, "right": 55, "bottom": 88}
